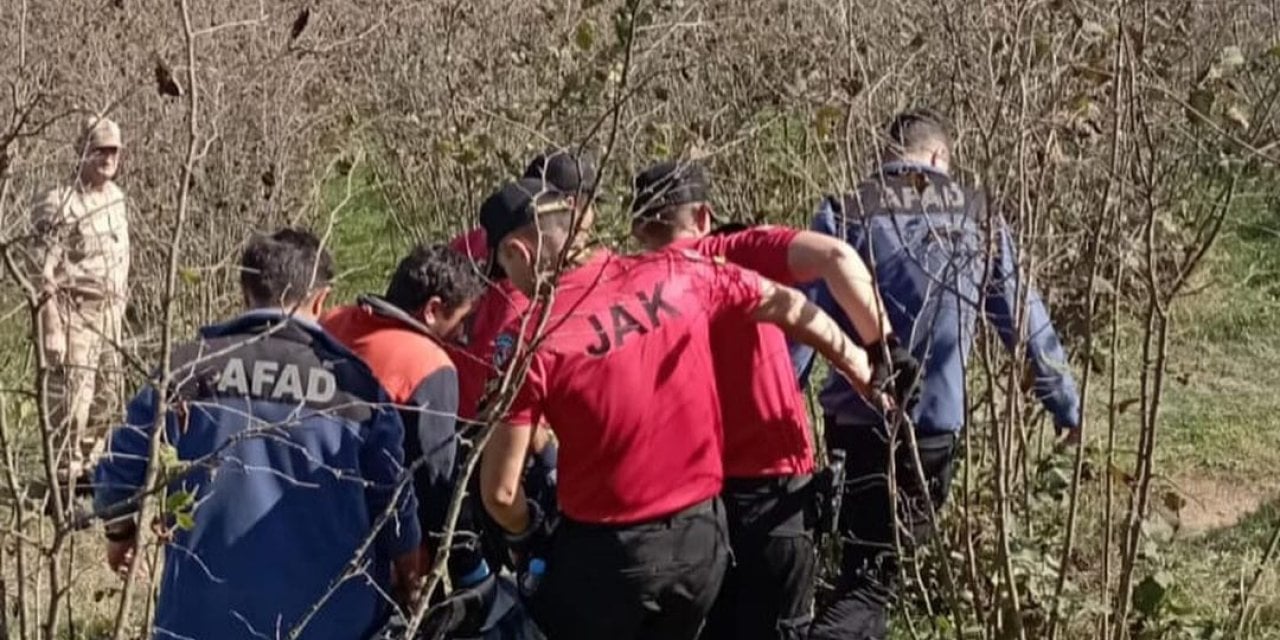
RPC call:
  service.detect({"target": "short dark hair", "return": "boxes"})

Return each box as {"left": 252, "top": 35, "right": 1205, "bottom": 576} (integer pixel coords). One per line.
{"left": 385, "top": 243, "right": 486, "bottom": 314}
{"left": 240, "top": 228, "right": 334, "bottom": 307}
{"left": 885, "top": 108, "right": 952, "bottom": 156}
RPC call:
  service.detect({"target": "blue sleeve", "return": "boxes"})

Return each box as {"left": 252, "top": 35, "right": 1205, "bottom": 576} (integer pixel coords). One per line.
{"left": 789, "top": 199, "right": 839, "bottom": 388}
{"left": 93, "top": 386, "right": 162, "bottom": 515}
{"left": 406, "top": 369, "right": 460, "bottom": 538}
{"left": 362, "top": 403, "right": 423, "bottom": 559}
{"left": 984, "top": 221, "right": 1081, "bottom": 429}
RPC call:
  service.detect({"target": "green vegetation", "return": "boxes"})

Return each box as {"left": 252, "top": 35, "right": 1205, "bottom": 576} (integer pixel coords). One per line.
{"left": 320, "top": 164, "right": 411, "bottom": 305}
{"left": 1141, "top": 189, "right": 1280, "bottom": 636}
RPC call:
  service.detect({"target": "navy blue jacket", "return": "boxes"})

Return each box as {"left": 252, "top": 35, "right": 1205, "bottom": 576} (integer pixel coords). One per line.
{"left": 794, "top": 162, "right": 1080, "bottom": 432}
{"left": 94, "top": 310, "right": 420, "bottom": 640}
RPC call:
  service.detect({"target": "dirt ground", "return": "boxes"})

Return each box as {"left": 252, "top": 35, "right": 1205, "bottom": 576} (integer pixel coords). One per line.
{"left": 1173, "top": 473, "right": 1279, "bottom": 535}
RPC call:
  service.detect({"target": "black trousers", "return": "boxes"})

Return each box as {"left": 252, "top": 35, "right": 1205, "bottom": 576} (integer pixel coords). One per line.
{"left": 531, "top": 498, "right": 730, "bottom": 640}
{"left": 701, "top": 475, "right": 817, "bottom": 640}
{"left": 808, "top": 421, "right": 958, "bottom": 640}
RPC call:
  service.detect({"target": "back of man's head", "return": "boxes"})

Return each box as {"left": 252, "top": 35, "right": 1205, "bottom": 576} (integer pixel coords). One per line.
{"left": 240, "top": 228, "right": 334, "bottom": 309}
{"left": 385, "top": 244, "right": 486, "bottom": 315}
{"left": 630, "top": 160, "right": 715, "bottom": 249}
{"left": 884, "top": 108, "right": 953, "bottom": 161}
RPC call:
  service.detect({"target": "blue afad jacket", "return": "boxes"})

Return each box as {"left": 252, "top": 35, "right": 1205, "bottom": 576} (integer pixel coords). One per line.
{"left": 94, "top": 310, "right": 421, "bottom": 640}
{"left": 794, "top": 162, "right": 1080, "bottom": 433}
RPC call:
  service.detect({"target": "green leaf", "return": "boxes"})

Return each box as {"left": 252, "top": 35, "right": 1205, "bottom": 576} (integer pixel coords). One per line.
{"left": 157, "top": 442, "right": 180, "bottom": 474}
{"left": 175, "top": 512, "right": 196, "bottom": 531}
{"left": 165, "top": 489, "right": 194, "bottom": 514}
{"left": 1133, "top": 572, "right": 1169, "bottom": 617}
{"left": 178, "top": 267, "right": 201, "bottom": 286}
{"left": 574, "top": 20, "right": 595, "bottom": 51}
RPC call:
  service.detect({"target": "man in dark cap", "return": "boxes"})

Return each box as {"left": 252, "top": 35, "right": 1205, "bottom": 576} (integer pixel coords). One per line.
{"left": 630, "top": 159, "right": 907, "bottom": 640}
{"left": 475, "top": 177, "right": 880, "bottom": 640}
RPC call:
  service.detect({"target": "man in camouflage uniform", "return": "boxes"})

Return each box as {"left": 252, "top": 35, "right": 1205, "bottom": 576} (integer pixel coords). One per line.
{"left": 31, "top": 116, "right": 130, "bottom": 483}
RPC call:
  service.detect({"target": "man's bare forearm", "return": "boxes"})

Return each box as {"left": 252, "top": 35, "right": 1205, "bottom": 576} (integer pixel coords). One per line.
{"left": 787, "top": 232, "right": 891, "bottom": 344}
{"left": 754, "top": 281, "right": 873, "bottom": 397}
{"left": 486, "top": 487, "right": 531, "bottom": 534}
{"left": 480, "top": 422, "right": 535, "bottom": 534}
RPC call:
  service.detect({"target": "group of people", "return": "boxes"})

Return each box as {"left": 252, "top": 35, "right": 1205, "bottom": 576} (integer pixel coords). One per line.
{"left": 45, "top": 107, "right": 1080, "bottom": 640}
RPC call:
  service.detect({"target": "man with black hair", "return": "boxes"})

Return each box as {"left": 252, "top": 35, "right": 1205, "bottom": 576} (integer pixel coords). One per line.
{"left": 324, "top": 244, "right": 485, "bottom": 565}
{"left": 629, "top": 159, "right": 905, "bottom": 640}
{"left": 797, "top": 109, "right": 1082, "bottom": 639}
{"left": 324, "top": 243, "right": 529, "bottom": 637}
{"left": 476, "top": 177, "right": 878, "bottom": 640}
{"left": 94, "top": 228, "right": 421, "bottom": 640}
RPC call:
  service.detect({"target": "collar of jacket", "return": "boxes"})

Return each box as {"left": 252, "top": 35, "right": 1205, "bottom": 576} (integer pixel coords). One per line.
{"left": 356, "top": 293, "right": 443, "bottom": 344}
{"left": 874, "top": 160, "right": 948, "bottom": 178}
{"left": 202, "top": 308, "right": 325, "bottom": 340}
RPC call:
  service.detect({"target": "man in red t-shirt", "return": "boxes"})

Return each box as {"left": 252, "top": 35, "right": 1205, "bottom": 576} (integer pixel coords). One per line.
{"left": 476, "top": 178, "right": 877, "bottom": 640}
{"left": 453, "top": 148, "right": 598, "bottom": 423}
{"left": 447, "top": 150, "right": 598, "bottom": 585}
{"left": 629, "top": 159, "right": 909, "bottom": 640}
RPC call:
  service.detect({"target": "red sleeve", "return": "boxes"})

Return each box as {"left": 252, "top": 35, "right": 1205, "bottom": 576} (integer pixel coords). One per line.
{"left": 449, "top": 344, "right": 487, "bottom": 421}
{"left": 695, "top": 259, "right": 765, "bottom": 323}
{"left": 502, "top": 355, "right": 545, "bottom": 428}
{"left": 693, "top": 226, "right": 800, "bottom": 285}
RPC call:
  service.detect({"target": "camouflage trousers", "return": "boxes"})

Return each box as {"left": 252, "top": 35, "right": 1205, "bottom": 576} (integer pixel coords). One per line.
{"left": 40, "top": 292, "right": 125, "bottom": 477}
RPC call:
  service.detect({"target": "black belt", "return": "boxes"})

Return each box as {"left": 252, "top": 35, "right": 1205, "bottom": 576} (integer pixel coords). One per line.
{"left": 723, "top": 474, "right": 810, "bottom": 494}
{"left": 561, "top": 497, "right": 719, "bottom": 532}
{"left": 826, "top": 414, "right": 961, "bottom": 442}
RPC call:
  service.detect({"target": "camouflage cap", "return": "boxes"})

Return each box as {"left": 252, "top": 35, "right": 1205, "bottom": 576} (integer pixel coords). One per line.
{"left": 80, "top": 116, "right": 122, "bottom": 150}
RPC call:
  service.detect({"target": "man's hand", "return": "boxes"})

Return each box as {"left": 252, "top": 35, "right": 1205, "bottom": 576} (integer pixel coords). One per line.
{"left": 503, "top": 499, "right": 553, "bottom": 571}
{"left": 869, "top": 337, "right": 921, "bottom": 409}
{"left": 38, "top": 300, "right": 65, "bottom": 364}
{"left": 107, "top": 539, "right": 136, "bottom": 576}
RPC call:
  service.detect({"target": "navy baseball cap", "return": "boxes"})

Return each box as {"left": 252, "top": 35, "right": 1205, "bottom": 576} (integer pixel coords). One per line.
{"left": 479, "top": 178, "right": 572, "bottom": 252}
{"left": 523, "top": 149, "right": 598, "bottom": 195}
{"left": 631, "top": 160, "right": 711, "bottom": 218}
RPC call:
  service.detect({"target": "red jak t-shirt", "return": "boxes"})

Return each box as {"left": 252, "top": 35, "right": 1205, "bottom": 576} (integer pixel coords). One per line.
{"left": 453, "top": 280, "right": 529, "bottom": 422}
{"left": 497, "top": 249, "right": 763, "bottom": 525}
{"left": 677, "top": 226, "right": 815, "bottom": 478}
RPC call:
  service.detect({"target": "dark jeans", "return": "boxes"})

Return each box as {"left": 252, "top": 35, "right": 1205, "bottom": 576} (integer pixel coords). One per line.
{"left": 531, "top": 498, "right": 730, "bottom": 640}
{"left": 808, "top": 420, "right": 958, "bottom": 640}
{"left": 701, "top": 475, "right": 816, "bottom": 640}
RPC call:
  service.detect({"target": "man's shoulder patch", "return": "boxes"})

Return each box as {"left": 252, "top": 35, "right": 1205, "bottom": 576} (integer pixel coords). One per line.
{"left": 492, "top": 332, "right": 516, "bottom": 370}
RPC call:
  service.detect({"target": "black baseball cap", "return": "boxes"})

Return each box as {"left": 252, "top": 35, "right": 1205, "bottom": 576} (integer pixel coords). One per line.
{"left": 523, "top": 149, "right": 598, "bottom": 195}
{"left": 631, "top": 160, "right": 711, "bottom": 218}
{"left": 479, "top": 178, "right": 572, "bottom": 252}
